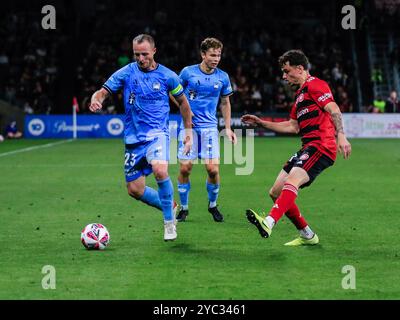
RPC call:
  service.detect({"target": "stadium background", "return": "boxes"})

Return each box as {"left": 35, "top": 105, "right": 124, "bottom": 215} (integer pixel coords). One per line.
{"left": 1, "top": 0, "right": 400, "bottom": 125}
{"left": 0, "top": 0, "right": 400, "bottom": 301}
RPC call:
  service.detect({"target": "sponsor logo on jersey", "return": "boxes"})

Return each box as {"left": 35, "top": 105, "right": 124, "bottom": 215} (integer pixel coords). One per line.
{"left": 152, "top": 82, "right": 161, "bottom": 90}
{"left": 297, "top": 93, "right": 304, "bottom": 103}
{"left": 297, "top": 108, "right": 309, "bottom": 118}
{"left": 214, "top": 80, "right": 224, "bottom": 90}
{"left": 318, "top": 93, "right": 332, "bottom": 102}
{"left": 189, "top": 90, "right": 197, "bottom": 100}
{"left": 129, "top": 92, "right": 136, "bottom": 104}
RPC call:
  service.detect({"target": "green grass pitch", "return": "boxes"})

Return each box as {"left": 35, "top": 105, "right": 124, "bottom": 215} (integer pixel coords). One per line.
{"left": 0, "top": 137, "right": 399, "bottom": 299}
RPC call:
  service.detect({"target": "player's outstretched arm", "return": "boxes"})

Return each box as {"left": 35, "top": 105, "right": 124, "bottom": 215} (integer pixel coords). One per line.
{"left": 324, "top": 102, "right": 352, "bottom": 159}
{"left": 175, "top": 94, "right": 193, "bottom": 155}
{"left": 241, "top": 114, "right": 299, "bottom": 134}
{"left": 89, "top": 88, "right": 109, "bottom": 113}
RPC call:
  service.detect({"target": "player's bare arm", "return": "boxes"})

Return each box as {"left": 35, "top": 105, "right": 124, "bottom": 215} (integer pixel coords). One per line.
{"left": 89, "top": 88, "right": 110, "bottom": 112}
{"left": 324, "top": 102, "right": 352, "bottom": 159}
{"left": 175, "top": 93, "right": 193, "bottom": 154}
{"left": 169, "top": 93, "right": 195, "bottom": 122}
{"left": 241, "top": 114, "right": 299, "bottom": 134}
{"left": 169, "top": 93, "right": 179, "bottom": 108}
{"left": 220, "top": 96, "right": 237, "bottom": 144}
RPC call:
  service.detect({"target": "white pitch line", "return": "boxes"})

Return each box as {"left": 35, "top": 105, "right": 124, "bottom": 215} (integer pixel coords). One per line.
{"left": 0, "top": 139, "right": 74, "bottom": 158}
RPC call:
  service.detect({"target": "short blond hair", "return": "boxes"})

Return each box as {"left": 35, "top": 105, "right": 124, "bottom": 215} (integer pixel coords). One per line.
{"left": 132, "top": 34, "right": 155, "bottom": 47}
{"left": 200, "top": 38, "right": 223, "bottom": 53}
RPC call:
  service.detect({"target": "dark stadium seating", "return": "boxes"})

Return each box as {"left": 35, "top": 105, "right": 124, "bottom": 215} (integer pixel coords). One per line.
{"left": 1, "top": 0, "right": 399, "bottom": 115}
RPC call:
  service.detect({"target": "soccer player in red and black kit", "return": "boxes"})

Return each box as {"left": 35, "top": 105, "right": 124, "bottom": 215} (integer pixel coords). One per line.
{"left": 241, "top": 50, "right": 351, "bottom": 246}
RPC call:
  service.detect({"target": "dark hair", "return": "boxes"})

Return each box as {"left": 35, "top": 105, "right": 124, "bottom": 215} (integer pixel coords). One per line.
{"left": 200, "top": 37, "right": 223, "bottom": 53}
{"left": 132, "top": 34, "right": 155, "bottom": 47}
{"left": 278, "top": 50, "right": 310, "bottom": 70}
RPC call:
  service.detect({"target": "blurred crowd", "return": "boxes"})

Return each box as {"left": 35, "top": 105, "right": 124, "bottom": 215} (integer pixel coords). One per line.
{"left": 74, "top": 1, "right": 357, "bottom": 115}
{"left": 368, "top": 90, "right": 400, "bottom": 113}
{"left": 0, "top": 11, "right": 65, "bottom": 114}
{"left": 2, "top": 0, "right": 398, "bottom": 116}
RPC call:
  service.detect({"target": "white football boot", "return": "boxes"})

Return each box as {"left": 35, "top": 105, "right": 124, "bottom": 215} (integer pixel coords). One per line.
{"left": 164, "top": 221, "right": 177, "bottom": 241}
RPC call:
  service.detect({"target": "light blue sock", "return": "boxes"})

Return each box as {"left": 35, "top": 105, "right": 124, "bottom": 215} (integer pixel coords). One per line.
{"left": 206, "top": 181, "right": 220, "bottom": 208}
{"left": 139, "top": 186, "right": 162, "bottom": 210}
{"left": 157, "top": 177, "right": 174, "bottom": 222}
{"left": 177, "top": 181, "right": 190, "bottom": 210}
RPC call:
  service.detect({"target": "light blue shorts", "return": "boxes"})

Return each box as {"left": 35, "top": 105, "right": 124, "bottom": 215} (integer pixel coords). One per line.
{"left": 177, "top": 127, "right": 220, "bottom": 160}
{"left": 124, "top": 135, "right": 169, "bottom": 182}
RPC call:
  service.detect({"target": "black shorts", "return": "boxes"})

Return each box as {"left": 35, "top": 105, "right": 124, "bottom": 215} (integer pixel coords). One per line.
{"left": 283, "top": 145, "right": 334, "bottom": 188}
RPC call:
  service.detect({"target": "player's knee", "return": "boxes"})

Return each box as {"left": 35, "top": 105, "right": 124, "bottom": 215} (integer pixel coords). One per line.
{"left": 269, "top": 187, "right": 280, "bottom": 201}
{"left": 206, "top": 165, "right": 219, "bottom": 179}
{"left": 180, "top": 163, "right": 192, "bottom": 177}
{"left": 127, "top": 184, "right": 144, "bottom": 200}
{"left": 153, "top": 167, "right": 169, "bottom": 181}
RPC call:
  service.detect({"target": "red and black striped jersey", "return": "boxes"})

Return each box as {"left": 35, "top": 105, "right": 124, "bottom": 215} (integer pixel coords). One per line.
{"left": 290, "top": 75, "right": 337, "bottom": 160}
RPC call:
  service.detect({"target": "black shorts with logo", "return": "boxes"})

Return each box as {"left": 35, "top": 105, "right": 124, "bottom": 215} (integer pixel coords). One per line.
{"left": 282, "top": 145, "right": 334, "bottom": 188}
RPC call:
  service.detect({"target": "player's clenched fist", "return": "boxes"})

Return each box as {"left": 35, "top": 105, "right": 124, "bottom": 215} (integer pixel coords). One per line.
{"left": 89, "top": 100, "right": 103, "bottom": 113}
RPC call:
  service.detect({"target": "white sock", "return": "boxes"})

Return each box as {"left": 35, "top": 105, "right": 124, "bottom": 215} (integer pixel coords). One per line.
{"left": 300, "top": 226, "right": 314, "bottom": 239}
{"left": 263, "top": 216, "right": 276, "bottom": 229}
{"left": 209, "top": 201, "right": 217, "bottom": 208}
{"left": 181, "top": 205, "right": 188, "bottom": 210}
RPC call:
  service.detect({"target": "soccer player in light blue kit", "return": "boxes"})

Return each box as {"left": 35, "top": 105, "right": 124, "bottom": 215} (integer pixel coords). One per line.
{"left": 89, "top": 34, "right": 192, "bottom": 241}
{"left": 175, "top": 38, "right": 237, "bottom": 222}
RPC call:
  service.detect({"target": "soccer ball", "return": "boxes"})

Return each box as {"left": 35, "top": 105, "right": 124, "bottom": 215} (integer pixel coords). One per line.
{"left": 81, "top": 223, "right": 110, "bottom": 250}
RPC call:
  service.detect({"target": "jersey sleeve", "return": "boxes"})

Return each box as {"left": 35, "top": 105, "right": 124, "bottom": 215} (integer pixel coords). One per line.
{"left": 308, "top": 79, "right": 335, "bottom": 109}
{"left": 178, "top": 67, "right": 189, "bottom": 88}
{"left": 167, "top": 73, "right": 184, "bottom": 97}
{"left": 103, "top": 65, "right": 130, "bottom": 94}
{"left": 221, "top": 73, "right": 233, "bottom": 97}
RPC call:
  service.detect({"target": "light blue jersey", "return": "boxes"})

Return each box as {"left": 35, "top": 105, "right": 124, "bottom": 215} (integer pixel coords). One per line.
{"left": 179, "top": 64, "right": 233, "bottom": 128}
{"left": 177, "top": 64, "right": 232, "bottom": 160}
{"left": 103, "top": 62, "right": 183, "bottom": 144}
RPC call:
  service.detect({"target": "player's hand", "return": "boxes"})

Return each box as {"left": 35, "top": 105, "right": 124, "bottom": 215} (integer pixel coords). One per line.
{"left": 241, "top": 114, "right": 261, "bottom": 126}
{"left": 89, "top": 100, "right": 103, "bottom": 113}
{"left": 337, "top": 133, "right": 351, "bottom": 159}
{"left": 183, "top": 129, "right": 193, "bottom": 156}
{"left": 225, "top": 128, "right": 237, "bottom": 145}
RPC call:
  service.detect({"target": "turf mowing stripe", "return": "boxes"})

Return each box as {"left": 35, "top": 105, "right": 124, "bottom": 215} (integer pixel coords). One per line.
{"left": 0, "top": 139, "right": 73, "bottom": 158}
